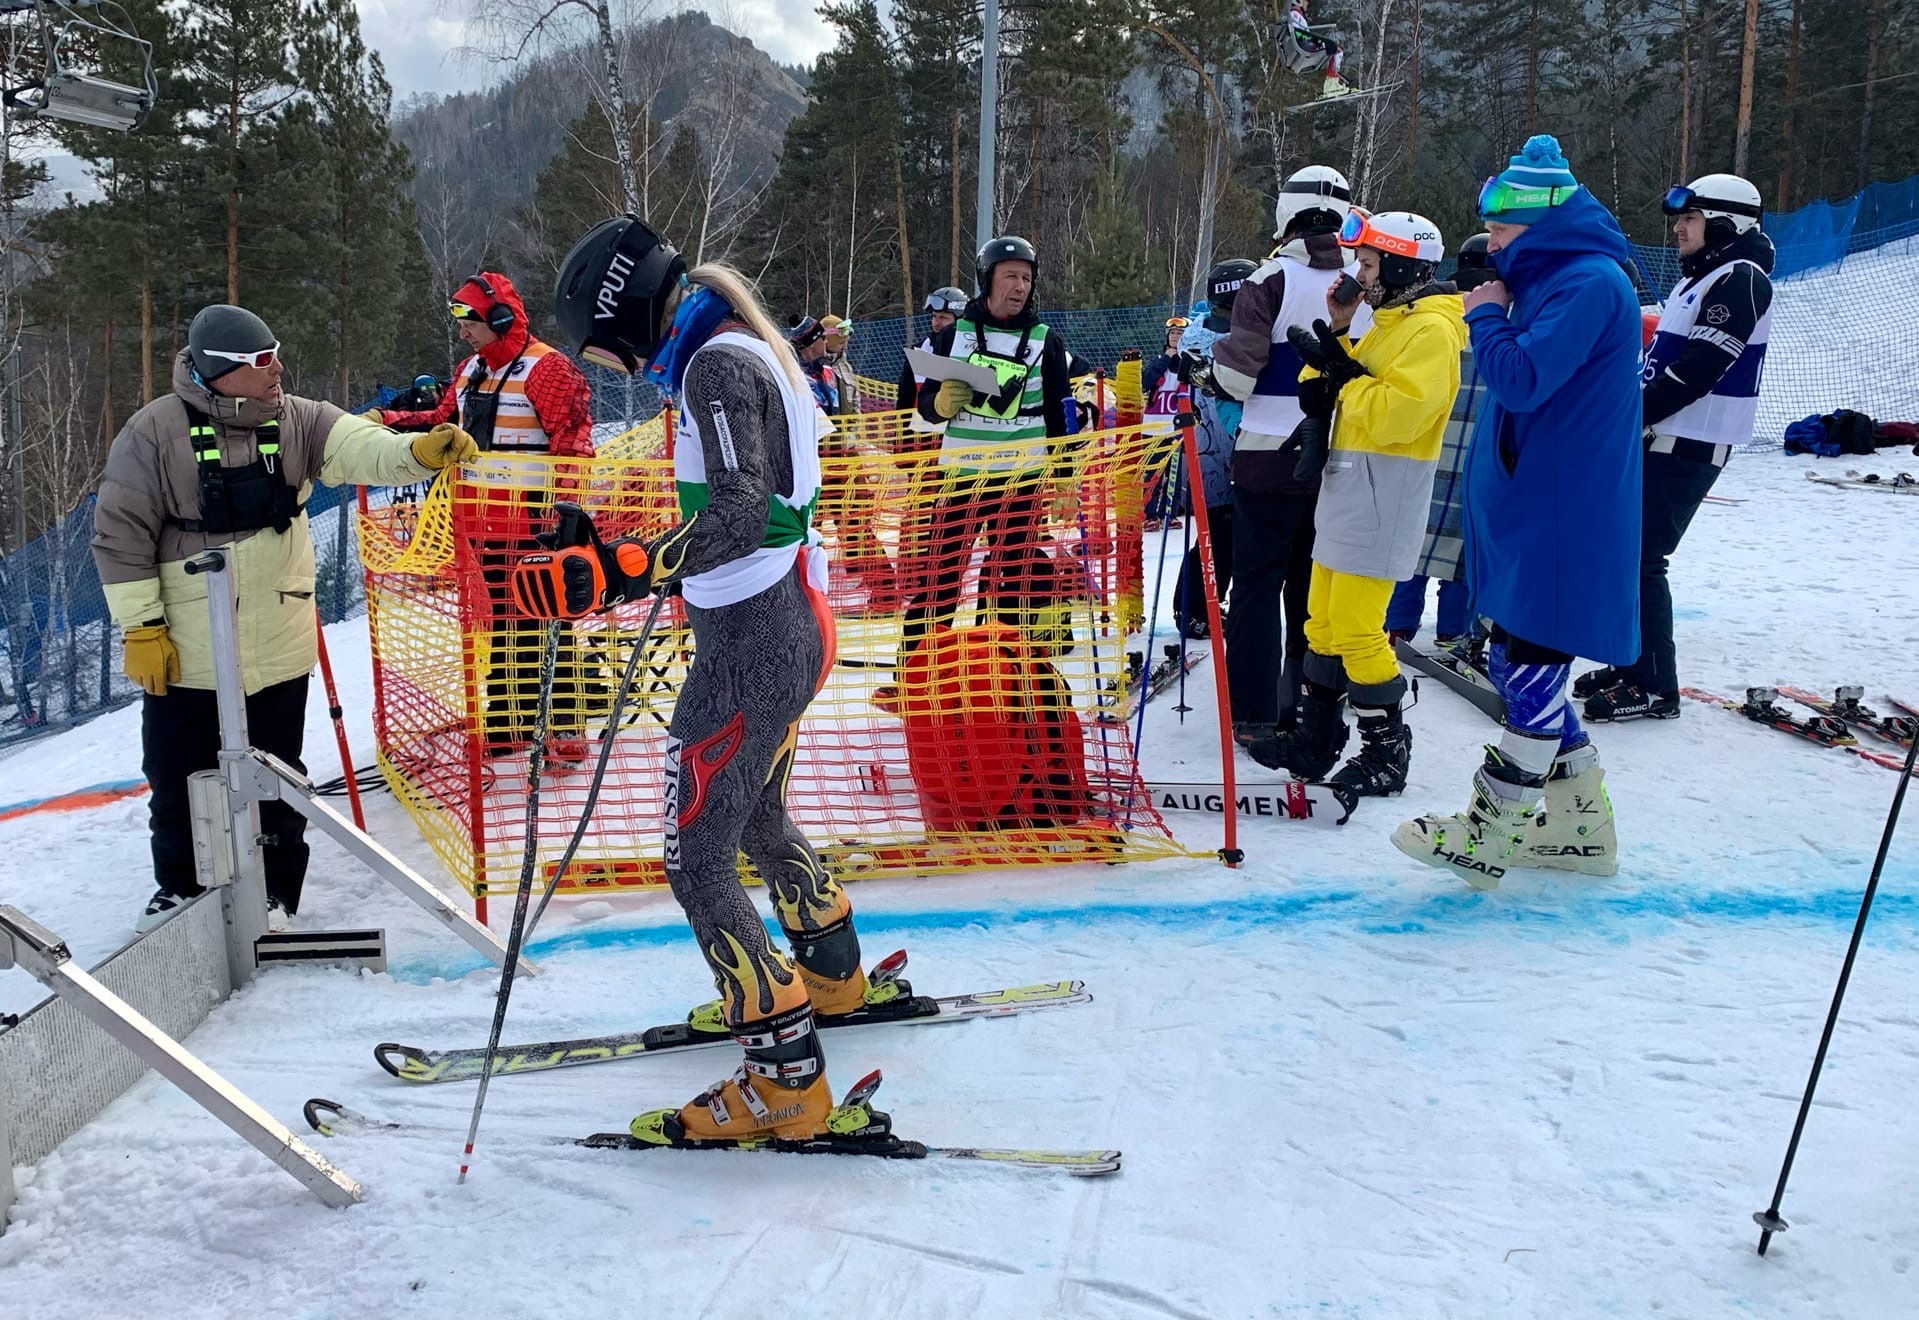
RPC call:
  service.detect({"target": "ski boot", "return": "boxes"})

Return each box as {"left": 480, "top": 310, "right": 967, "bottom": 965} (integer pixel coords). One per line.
{"left": 685, "top": 947, "right": 915, "bottom": 1037}
{"left": 1247, "top": 679, "right": 1348, "bottom": 777}
{"left": 1391, "top": 750, "right": 1543, "bottom": 889}
{"left": 1521, "top": 745, "right": 1618, "bottom": 876}
{"left": 634, "top": 960, "right": 839, "bottom": 1143}
{"left": 1572, "top": 665, "right": 1619, "bottom": 701}
{"left": 1316, "top": 689, "right": 1412, "bottom": 822}
{"left": 1317, "top": 75, "right": 1359, "bottom": 101}
{"left": 1583, "top": 681, "right": 1679, "bottom": 722}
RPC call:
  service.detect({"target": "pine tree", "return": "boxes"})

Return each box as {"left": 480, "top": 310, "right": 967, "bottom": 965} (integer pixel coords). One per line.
{"left": 1068, "top": 164, "right": 1156, "bottom": 307}
{"left": 288, "top": 0, "right": 420, "bottom": 403}
{"left": 178, "top": 0, "right": 304, "bottom": 305}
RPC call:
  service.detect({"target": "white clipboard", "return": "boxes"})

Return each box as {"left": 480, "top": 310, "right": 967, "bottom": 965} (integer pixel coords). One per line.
{"left": 906, "top": 347, "right": 1002, "bottom": 396}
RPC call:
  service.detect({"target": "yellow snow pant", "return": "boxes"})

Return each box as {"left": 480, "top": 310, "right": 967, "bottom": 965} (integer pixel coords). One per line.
{"left": 1302, "top": 563, "right": 1398, "bottom": 688}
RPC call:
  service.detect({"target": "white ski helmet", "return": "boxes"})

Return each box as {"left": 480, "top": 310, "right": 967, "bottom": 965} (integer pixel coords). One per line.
{"left": 1663, "top": 173, "right": 1763, "bottom": 235}
{"left": 1274, "top": 164, "right": 1353, "bottom": 239}
{"left": 1339, "top": 209, "right": 1445, "bottom": 288}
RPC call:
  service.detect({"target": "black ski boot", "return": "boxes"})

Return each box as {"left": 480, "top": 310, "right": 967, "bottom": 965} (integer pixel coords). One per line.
{"left": 1247, "top": 679, "right": 1348, "bottom": 777}
{"left": 1583, "top": 681, "right": 1679, "bottom": 722}
{"left": 1573, "top": 665, "right": 1620, "bottom": 701}
{"left": 1328, "top": 692, "right": 1412, "bottom": 800}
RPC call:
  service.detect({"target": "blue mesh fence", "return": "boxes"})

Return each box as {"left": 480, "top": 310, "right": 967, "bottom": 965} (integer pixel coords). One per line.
{"left": 5, "top": 174, "right": 1916, "bottom": 744}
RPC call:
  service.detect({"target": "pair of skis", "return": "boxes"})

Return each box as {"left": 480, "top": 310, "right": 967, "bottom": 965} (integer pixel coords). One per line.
{"left": 1101, "top": 643, "right": 1208, "bottom": 723}
{"left": 1395, "top": 637, "right": 1505, "bottom": 722}
{"left": 314, "top": 964, "right": 1120, "bottom": 1177}
{"left": 1803, "top": 470, "right": 1918, "bottom": 496}
{"left": 1680, "top": 687, "right": 1918, "bottom": 774}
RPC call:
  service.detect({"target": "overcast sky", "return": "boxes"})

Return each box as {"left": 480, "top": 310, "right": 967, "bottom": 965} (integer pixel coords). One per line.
{"left": 356, "top": 1, "right": 837, "bottom": 104}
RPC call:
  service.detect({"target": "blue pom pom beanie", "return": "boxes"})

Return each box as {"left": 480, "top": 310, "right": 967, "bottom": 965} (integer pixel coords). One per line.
{"left": 1481, "top": 134, "right": 1582, "bottom": 224}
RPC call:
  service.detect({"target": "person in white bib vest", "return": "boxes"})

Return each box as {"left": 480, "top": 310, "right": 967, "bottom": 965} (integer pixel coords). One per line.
{"left": 550, "top": 216, "right": 903, "bottom": 1150}
{"left": 1579, "top": 174, "right": 1774, "bottom": 722}
{"left": 883, "top": 235, "right": 1074, "bottom": 700}
{"left": 1212, "top": 164, "right": 1372, "bottom": 745}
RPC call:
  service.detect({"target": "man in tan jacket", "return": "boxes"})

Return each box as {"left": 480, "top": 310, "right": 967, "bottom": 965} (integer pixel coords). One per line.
{"left": 92, "top": 304, "right": 477, "bottom": 932}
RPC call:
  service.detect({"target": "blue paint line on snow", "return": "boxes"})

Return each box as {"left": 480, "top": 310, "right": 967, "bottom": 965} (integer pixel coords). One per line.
{"left": 391, "top": 875, "right": 1919, "bottom": 983}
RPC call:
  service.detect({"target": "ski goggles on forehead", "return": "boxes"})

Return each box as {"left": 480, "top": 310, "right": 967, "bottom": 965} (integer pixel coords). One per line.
{"left": 1661, "top": 184, "right": 1762, "bottom": 219}
{"left": 448, "top": 300, "right": 485, "bottom": 321}
{"left": 1337, "top": 211, "right": 1421, "bottom": 257}
{"left": 1476, "top": 176, "right": 1576, "bottom": 219}
{"left": 199, "top": 342, "right": 280, "bottom": 370}
{"left": 1165, "top": 316, "right": 1191, "bottom": 329}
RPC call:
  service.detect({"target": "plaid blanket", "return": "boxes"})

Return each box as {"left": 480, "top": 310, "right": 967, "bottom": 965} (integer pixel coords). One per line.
{"left": 1415, "top": 349, "right": 1487, "bottom": 581}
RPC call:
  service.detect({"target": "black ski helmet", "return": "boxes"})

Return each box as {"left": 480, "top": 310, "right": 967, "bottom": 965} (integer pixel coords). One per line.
{"left": 975, "top": 235, "right": 1037, "bottom": 296}
{"left": 1452, "top": 232, "right": 1495, "bottom": 291}
{"left": 552, "top": 215, "right": 687, "bottom": 373}
{"left": 924, "top": 286, "right": 968, "bottom": 314}
{"left": 1203, "top": 258, "right": 1257, "bottom": 331}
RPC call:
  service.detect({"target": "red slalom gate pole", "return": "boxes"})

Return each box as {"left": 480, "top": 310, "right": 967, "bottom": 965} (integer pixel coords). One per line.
{"left": 314, "top": 607, "right": 365, "bottom": 830}
{"left": 1177, "top": 386, "right": 1239, "bottom": 867}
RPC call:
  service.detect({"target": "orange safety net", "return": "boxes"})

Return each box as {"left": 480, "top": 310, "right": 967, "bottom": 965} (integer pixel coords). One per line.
{"left": 359, "top": 408, "right": 1198, "bottom": 901}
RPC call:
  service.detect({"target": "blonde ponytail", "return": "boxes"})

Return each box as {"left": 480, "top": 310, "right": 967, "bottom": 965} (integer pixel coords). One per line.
{"left": 687, "top": 262, "right": 811, "bottom": 401}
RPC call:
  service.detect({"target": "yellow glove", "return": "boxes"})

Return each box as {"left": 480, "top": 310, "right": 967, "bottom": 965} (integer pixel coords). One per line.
{"left": 359, "top": 407, "right": 385, "bottom": 423}
{"left": 933, "top": 377, "right": 972, "bottom": 420}
{"left": 123, "top": 624, "right": 180, "bottom": 697}
{"left": 410, "top": 423, "right": 480, "bottom": 470}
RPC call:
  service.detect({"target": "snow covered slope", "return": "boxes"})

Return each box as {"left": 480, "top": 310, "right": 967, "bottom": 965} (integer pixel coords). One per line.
{"left": 1, "top": 449, "right": 1917, "bottom": 1319}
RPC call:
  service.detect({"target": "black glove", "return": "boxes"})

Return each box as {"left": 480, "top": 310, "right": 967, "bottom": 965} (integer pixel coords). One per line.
{"left": 1297, "top": 375, "right": 1335, "bottom": 422}
{"left": 1288, "top": 413, "right": 1331, "bottom": 481}
{"left": 1286, "top": 322, "right": 1329, "bottom": 373}
{"left": 1175, "top": 348, "right": 1213, "bottom": 391}
{"left": 1311, "top": 319, "right": 1368, "bottom": 388}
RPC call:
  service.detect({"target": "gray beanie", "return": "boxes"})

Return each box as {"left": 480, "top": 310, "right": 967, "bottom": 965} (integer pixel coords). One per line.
{"left": 187, "top": 304, "right": 276, "bottom": 381}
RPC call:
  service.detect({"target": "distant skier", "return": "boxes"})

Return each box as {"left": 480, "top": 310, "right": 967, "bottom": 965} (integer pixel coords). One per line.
{"left": 1278, "top": 0, "right": 1357, "bottom": 101}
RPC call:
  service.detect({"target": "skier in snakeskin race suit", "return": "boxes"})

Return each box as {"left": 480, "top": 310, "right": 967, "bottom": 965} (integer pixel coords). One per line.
{"left": 550, "top": 216, "right": 898, "bottom": 1145}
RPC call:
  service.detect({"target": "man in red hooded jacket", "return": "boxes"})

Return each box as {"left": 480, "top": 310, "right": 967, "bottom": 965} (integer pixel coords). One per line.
{"left": 380, "top": 272, "right": 594, "bottom": 456}
{"left": 383, "top": 272, "right": 597, "bottom": 757}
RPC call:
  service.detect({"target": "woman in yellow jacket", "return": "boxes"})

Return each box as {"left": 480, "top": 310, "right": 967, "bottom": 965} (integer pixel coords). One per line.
{"left": 1249, "top": 212, "right": 1465, "bottom": 819}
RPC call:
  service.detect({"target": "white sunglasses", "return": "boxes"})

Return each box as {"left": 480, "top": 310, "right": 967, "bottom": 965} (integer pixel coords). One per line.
{"left": 199, "top": 342, "right": 281, "bottom": 370}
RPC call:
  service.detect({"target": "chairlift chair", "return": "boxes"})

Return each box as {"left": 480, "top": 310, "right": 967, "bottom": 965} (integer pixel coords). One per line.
{"left": 1275, "top": 18, "right": 1338, "bottom": 79}
{"left": 0, "top": 0, "right": 155, "bottom": 132}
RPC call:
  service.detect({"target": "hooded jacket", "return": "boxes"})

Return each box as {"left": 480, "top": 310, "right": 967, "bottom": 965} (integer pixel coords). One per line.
{"left": 1461, "top": 188, "right": 1643, "bottom": 663}
{"left": 1308, "top": 289, "right": 1467, "bottom": 580}
{"left": 382, "top": 272, "right": 594, "bottom": 457}
{"left": 91, "top": 352, "right": 434, "bottom": 693}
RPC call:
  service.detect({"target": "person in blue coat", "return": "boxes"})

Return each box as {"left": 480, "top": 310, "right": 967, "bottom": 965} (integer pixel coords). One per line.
{"left": 1394, "top": 134, "right": 1641, "bottom": 889}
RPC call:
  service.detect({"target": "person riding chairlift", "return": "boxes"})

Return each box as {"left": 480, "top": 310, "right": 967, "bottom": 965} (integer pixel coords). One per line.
{"left": 1278, "top": 0, "right": 1359, "bottom": 101}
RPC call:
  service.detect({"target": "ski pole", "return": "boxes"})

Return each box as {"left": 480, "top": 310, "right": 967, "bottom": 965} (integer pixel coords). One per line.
{"left": 1753, "top": 726, "right": 1919, "bottom": 1254}
{"left": 524, "top": 589, "right": 669, "bottom": 944}
{"left": 458, "top": 617, "right": 562, "bottom": 1184}
{"left": 313, "top": 607, "right": 364, "bottom": 830}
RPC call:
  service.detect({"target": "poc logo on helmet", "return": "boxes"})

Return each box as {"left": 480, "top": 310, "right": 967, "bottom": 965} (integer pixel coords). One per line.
{"left": 595, "top": 251, "right": 635, "bottom": 320}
